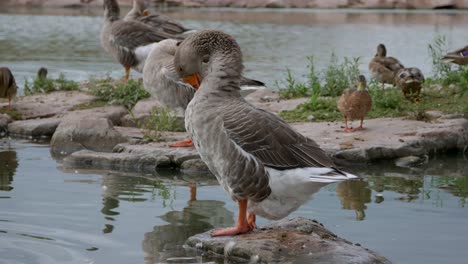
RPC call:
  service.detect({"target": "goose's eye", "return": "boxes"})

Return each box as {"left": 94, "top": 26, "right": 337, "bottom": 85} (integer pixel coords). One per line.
{"left": 202, "top": 55, "right": 210, "bottom": 63}
{"left": 400, "top": 73, "right": 406, "bottom": 78}
{"left": 178, "top": 66, "right": 183, "bottom": 72}
{"left": 176, "top": 41, "right": 182, "bottom": 47}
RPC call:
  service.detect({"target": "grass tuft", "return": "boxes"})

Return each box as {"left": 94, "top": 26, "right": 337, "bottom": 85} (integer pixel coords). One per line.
{"left": 24, "top": 73, "right": 79, "bottom": 95}
{"left": 138, "top": 106, "right": 184, "bottom": 142}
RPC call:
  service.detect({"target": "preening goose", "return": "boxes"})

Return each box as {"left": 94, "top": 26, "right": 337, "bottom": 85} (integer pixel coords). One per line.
{"left": 174, "top": 30, "right": 358, "bottom": 236}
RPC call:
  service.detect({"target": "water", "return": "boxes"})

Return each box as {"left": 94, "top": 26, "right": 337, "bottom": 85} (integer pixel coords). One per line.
{"left": 1, "top": 8, "right": 468, "bottom": 93}
{"left": 1, "top": 139, "right": 467, "bottom": 264}
{"left": 1, "top": 7, "right": 468, "bottom": 263}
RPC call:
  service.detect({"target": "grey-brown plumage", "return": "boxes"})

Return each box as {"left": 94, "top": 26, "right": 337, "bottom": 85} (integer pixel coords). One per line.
{"left": 143, "top": 39, "right": 195, "bottom": 115}
{"left": 37, "top": 67, "right": 48, "bottom": 81}
{"left": 0, "top": 67, "right": 17, "bottom": 110}
{"left": 337, "top": 75, "right": 372, "bottom": 132}
{"left": 442, "top": 45, "right": 468, "bottom": 66}
{"left": 174, "top": 30, "right": 357, "bottom": 236}
{"left": 100, "top": 0, "right": 176, "bottom": 80}
{"left": 395, "top": 67, "right": 425, "bottom": 102}
{"left": 369, "top": 44, "right": 405, "bottom": 90}
{"left": 125, "top": 0, "right": 191, "bottom": 37}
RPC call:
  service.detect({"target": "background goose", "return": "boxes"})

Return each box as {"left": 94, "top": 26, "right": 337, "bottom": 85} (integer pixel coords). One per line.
{"left": 174, "top": 30, "right": 358, "bottom": 236}
{"left": 0, "top": 67, "right": 17, "bottom": 110}
{"left": 337, "top": 75, "right": 372, "bottom": 132}
{"left": 369, "top": 43, "right": 405, "bottom": 90}
{"left": 100, "top": 0, "right": 176, "bottom": 82}
{"left": 125, "top": 0, "right": 192, "bottom": 38}
{"left": 394, "top": 67, "right": 425, "bottom": 102}
{"left": 442, "top": 45, "right": 468, "bottom": 66}
{"left": 143, "top": 39, "right": 266, "bottom": 147}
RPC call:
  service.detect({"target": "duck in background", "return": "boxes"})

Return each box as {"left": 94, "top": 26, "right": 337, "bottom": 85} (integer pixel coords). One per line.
{"left": 174, "top": 30, "right": 358, "bottom": 236}
{"left": 442, "top": 45, "right": 468, "bottom": 66}
{"left": 0, "top": 67, "right": 17, "bottom": 110}
{"left": 100, "top": 0, "right": 177, "bottom": 82}
{"left": 337, "top": 75, "right": 372, "bottom": 132}
{"left": 394, "top": 67, "right": 425, "bottom": 102}
{"left": 369, "top": 44, "right": 405, "bottom": 91}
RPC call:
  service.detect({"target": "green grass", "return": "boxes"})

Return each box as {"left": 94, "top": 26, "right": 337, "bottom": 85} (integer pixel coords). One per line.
{"left": 24, "top": 73, "right": 79, "bottom": 95}
{"left": 276, "top": 54, "right": 361, "bottom": 99}
{"left": 88, "top": 77, "right": 150, "bottom": 110}
{"left": 138, "top": 106, "right": 184, "bottom": 141}
{"left": 0, "top": 108, "right": 22, "bottom": 120}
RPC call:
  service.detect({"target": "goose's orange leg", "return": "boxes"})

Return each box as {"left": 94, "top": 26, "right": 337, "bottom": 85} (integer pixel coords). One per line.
{"left": 169, "top": 138, "right": 194, "bottom": 148}
{"left": 124, "top": 67, "right": 131, "bottom": 82}
{"left": 343, "top": 116, "right": 353, "bottom": 133}
{"left": 189, "top": 182, "right": 197, "bottom": 202}
{"left": 247, "top": 212, "right": 256, "bottom": 229}
{"left": 211, "top": 200, "right": 252, "bottom": 237}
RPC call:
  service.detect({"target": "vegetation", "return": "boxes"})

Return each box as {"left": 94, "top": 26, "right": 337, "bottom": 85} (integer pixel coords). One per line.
{"left": 276, "top": 55, "right": 360, "bottom": 99}
{"left": 70, "top": 100, "right": 108, "bottom": 111}
{"left": 24, "top": 73, "right": 79, "bottom": 95}
{"left": 88, "top": 77, "right": 150, "bottom": 110}
{"left": 138, "top": 106, "right": 184, "bottom": 141}
{"left": 278, "top": 37, "right": 467, "bottom": 123}
{"left": 0, "top": 108, "right": 22, "bottom": 120}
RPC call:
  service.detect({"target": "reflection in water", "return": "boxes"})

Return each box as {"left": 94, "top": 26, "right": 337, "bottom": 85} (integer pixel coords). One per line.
{"left": 142, "top": 199, "right": 233, "bottom": 263}
{"left": 336, "top": 180, "right": 371, "bottom": 221}
{"left": 0, "top": 150, "right": 18, "bottom": 192}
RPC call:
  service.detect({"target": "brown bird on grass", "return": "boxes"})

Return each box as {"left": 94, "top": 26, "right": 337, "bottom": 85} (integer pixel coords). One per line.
{"left": 369, "top": 44, "right": 405, "bottom": 91}
{"left": 337, "top": 75, "right": 372, "bottom": 133}
{"left": 0, "top": 67, "right": 17, "bottom": 110}
{"left": 442, "top": 45, "right": 468, "bottom": 66}
{"left": 394, "top": 67, "right": 425, "bottom": 102}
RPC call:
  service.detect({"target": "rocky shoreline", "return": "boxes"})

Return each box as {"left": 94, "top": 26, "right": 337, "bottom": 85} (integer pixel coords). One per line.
{"left": 1, "top": 0, "right": 467, "bottom": 9}
{"left": 1, "top": 88, "right": 467, "bottom": 176}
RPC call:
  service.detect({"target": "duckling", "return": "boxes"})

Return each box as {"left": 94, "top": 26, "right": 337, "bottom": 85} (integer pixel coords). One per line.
{"left": 37, "top": 67, "right": 48, "bottom": 81}
{"left": 442, "top": 45, "right": 468, "bottom": 66}
{"left": 394, "top": 67, "right": 424, "bottom": 102}
{"left": 0, "top": 67, "right": 17, "bottom": 110}
{"left": 369, "top": 44, "right": 405, "bottom": 91}
{"left": 337, "top": 75, "right": 372, "bottom": 133}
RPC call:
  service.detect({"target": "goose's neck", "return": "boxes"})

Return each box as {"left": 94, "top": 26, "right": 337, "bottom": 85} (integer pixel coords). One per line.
{"left": 104, "top": 0, "right": 120, "bottom": 22}
{"left": 203, "top": 53, "right": 242, "bottom": 94}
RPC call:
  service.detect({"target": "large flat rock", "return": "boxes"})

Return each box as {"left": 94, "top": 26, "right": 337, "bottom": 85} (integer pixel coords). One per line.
{"left": 8, "top": 117, "right": 62, "bottom": 138}
{"left": 185, "top": 217, "right": 390, "bottom": 263}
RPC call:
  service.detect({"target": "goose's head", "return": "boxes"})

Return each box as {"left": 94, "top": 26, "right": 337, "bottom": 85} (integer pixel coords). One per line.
{"left": 375, "top": 43, "right": 387, "bottom": 57}
{"left": 103, "top": 0, "right": 120, "bottom": 20}
{"left": 174, "top": 30, "right": 243, "bottom": 90}
{"left": 132, "top": 0, "right": 150, "bottom": 16}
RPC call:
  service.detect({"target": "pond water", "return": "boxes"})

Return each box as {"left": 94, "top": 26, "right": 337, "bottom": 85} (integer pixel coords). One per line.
{"left": 1, "top": 139, "right": 467, "bottom": 264}
{"left": 1, "top": 6, "right": 468, "bottom": 264}
{"left": 1, "top": 7, "right": 468, "bottom": 93}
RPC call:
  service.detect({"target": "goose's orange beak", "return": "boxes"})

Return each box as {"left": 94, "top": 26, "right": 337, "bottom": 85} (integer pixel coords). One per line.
{"left": 183, "top": 73, "right": 202, "bottom": 90}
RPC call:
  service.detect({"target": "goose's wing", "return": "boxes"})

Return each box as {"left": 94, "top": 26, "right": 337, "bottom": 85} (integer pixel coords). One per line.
{"left": 136, "top": 13, "right": 189, "bottom": 36}
{"left": 110, "top": 20, "right": 175, "bottom": 51}
{"left": 222, "top": 101, "right": 335, "bottom": 170}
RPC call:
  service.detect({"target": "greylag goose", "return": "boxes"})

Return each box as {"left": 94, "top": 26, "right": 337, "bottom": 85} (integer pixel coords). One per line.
{"left": 369, "top": 44, "right": 404, "bottom": 91}
{"left": 337, "top": 75, "right": 372, "bottom": 132}
{"left": 174, "top": 30, "right": 358, "bottom": 236}
{"left": 125, "top": 0, "right": 192, "bottom": 37}
{"left": 143, "top": 39, "right": 266, "bottom": 147}
{"left": 442, "top": 45, "right": 468, "bottom": 66}
{"left": 0, "top": 67, "right": 17, "bottom": 110}
{"left": 100, "top": 0, "right": 176, "bottom": 81}
{"left": 394, "top": 67, "right": 425, "bottom": 102}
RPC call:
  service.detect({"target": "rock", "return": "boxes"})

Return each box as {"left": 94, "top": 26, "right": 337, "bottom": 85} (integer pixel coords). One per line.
{"left": 64, "top": 105, "right": 127, "bottom": 126}
{"left": 185, "top": 217, "right": 390, "bottom": 263}
{"left": 50, "top": 116, "right": 127, "bottom": 156}
{"left": 394, "top": 155, "right": 426, "bottom": 168}
{"left": 0, "top": 114, "right": 12, "bottom": 137}
{"left": 307, "top": 115, "right": 315, "bottom": 121}
{"left": 8, "top": 117, "right": 62, "bottom": 138}
{"left": 180, "top": 159, "right": 210, "bottom": 174}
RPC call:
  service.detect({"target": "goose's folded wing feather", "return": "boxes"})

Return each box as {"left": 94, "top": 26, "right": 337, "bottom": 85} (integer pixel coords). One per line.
{"left": 222, "top": 102, "right": 335, "bottom": 170}
{"left": 111, "top": 21, "right": 175, "bottom": 50}
{"left": 136, "top": 14, "right": 189, "bottom": 36}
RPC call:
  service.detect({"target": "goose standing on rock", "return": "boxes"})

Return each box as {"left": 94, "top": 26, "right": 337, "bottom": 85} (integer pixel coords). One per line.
{"left": 174, "top": 30, "right": 358, "bottom": 236}
{"left": 442, "top": 45, "right": 468, "bottom": 66}
{"left": 100, "top": 0, "right": 176, "bottom": 82}
{"left": 369, "top": 44, "right": 404, "bottom": 91}
{"left": 337, "top": 75, "right": 372, "bottom": 133}
{"left": 143, "top": 39, "right": 267, "bottom": 147}
{"left": 0, "top": 67, "right": 17, "bottom": 110}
